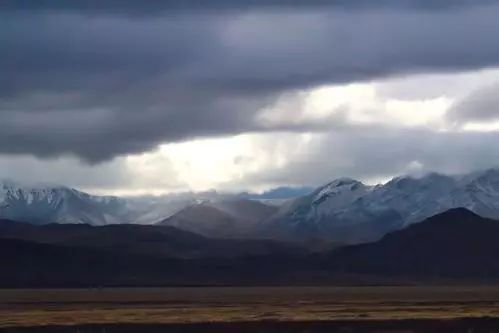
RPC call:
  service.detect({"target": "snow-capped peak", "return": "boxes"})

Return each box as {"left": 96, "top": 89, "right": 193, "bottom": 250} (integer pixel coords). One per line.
{"left": 273, "top": 168, "right": 499, "bottom": 243}
{"left": 1, "top": 179, "right": 66, "bottom": 204}
{"left": 0, "top": 179, "right": 127, "bottom": 225}
{"left": 312, "top": 177, "right": 370, "bottom": 205}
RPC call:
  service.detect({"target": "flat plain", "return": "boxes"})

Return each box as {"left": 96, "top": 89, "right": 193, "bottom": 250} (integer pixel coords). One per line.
{"left": 3, "top": 286, "right": 499, "bottom": 330}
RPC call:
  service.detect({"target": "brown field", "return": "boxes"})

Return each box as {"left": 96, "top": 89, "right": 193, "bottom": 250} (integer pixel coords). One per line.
{"left": 3, "top": 286, "right": 499, "bottom": 332}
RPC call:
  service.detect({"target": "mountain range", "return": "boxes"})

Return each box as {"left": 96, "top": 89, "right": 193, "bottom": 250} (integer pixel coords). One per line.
{"left": 0, "top": 180, "right": 128, "bottom": 225}
{"left": 0, "top": 180, "right": 302, "bottom": 227}
{"left": 0, "top": 218, "right": 303, "bottom": 260}
{"left": 267, "top": 169, "right": 499, "bottom": 242}
{"left": 2, "top": 208, "right": 499, "bottom": 287}
{"left": 4, "top": 168, "right": 499, "bottom": 243}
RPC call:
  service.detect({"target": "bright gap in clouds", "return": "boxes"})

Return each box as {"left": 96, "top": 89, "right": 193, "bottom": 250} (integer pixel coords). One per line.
{"left": 462, "top": 121, "right": 499, "bottom": 132}
{"left": 120, "top": 68, "right": 499, "bottom": 195}
{"left": 125, "top": 132, "right": 318, "bottom": 194}
{"left": 104, "top": 67, "right": 499, "bottom": 194}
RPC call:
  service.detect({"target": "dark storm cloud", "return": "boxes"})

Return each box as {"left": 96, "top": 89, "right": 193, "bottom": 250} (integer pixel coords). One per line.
{"left": 2, "top": 1, "right": 499, "bottom": 161}
{"left": 2, "top": 0, "right": 496, "bottom": 15}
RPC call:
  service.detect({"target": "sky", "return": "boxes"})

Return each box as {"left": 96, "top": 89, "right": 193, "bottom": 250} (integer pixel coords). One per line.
{"left": 2, "top": 0, "right": 499, "bottom": 195}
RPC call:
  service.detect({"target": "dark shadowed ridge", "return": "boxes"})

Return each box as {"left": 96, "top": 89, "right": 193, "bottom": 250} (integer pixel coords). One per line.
{"left": 0, "top": 219, "right": 303, "bottom": 260}
{"left": 4, "top": 208, "right": 499, "bottom": 287}
{"left": 328, "top": 208, "right": 499, "bottom": 278}
{"left": 0, "top": 219, "right": 313, "bottom": 287}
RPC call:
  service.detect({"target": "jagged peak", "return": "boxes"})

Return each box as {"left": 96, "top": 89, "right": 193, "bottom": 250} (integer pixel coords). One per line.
{"left": 0, "top": 178, "right": 121, "bottom": 206}
{"left": 308, "top": 177, "right": 370, "bottom": 208}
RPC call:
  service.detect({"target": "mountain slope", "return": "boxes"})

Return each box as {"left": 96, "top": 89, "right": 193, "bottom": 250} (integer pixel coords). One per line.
{"left": 328, "top": 208, "right": 499, "bottom": 278}
{"left": 0, "top": 180, "right": 129, "bottom": 225}
{"left": 0, "top": 180, "right": 281, "bottom": 229}
{"left": 0, "top": 235, "right": 320, "bottom": 287}
{"left": 0, "top": 220, "right": 310, "bottom": 287}
{"left": 159, "top": 199, "right": 278, "bottom": 238}
{"left": 268, "top": 169, "right": 499, "bottom": 243}
{"left": 5, "top": 208, "right": 499, "bottom": 287}
{"left": 264, "top": 178, "right": 390, "bottom": 242}
{"left": 0, "top": 218, "right": 303, "bottom": 259}
{"left": 159, "top": 204, "right": 240, "bottom": 238}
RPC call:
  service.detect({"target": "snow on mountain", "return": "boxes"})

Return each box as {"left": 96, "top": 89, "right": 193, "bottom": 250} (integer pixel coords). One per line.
{"left": 0, "top": 179, "right": 229, "bottom": 225}
{"left": 268, "top": 169, "right": 499, "bottom": 243}
{"left": 0, "top": 179, "right": 278, "bottom": 226}
{"left": 5, "top": 168, "right": 499, "bottom": 241}
{"left": 448, "top": 169, "right": 499, "bottom": 220}
{"left": 272, "top": 178, "right": 373, "bottom": 225}
{"left": 0, "top": 179, "right": 128, "bottom": 225}
{"left": 309, "top": 178, "right": 373, "bottom": 216}
{"left": 360, "top": 172, "right": 458, "bottom": 227}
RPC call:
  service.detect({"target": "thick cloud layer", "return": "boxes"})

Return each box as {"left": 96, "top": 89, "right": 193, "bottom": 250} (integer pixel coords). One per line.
{"left": 243, "top": 129, "right": 499, "bottom": 187}
{"left": 449, "top": 83, "right": 499, "bottom": 123}
{"left": 3, "top": 0, "right": 497, "bottom": 15}
{"left": 2, "top": 1, "right": 499, "bottom": 164}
